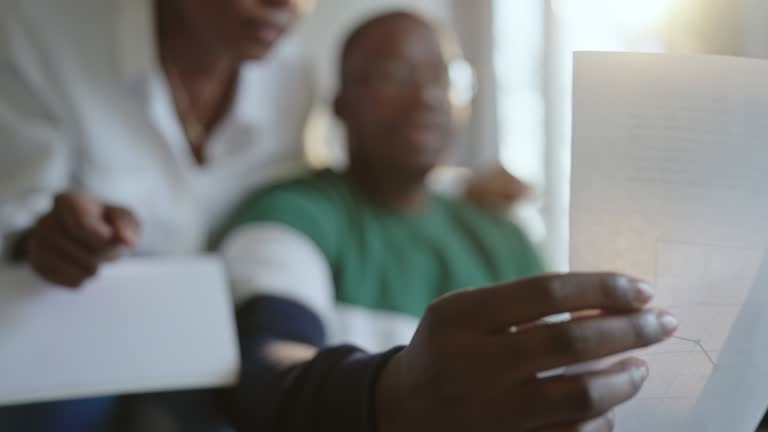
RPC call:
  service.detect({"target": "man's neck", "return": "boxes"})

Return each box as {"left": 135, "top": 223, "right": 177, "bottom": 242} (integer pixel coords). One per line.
{"left": 346, "top": 161, "right": 431, "bottom": 214}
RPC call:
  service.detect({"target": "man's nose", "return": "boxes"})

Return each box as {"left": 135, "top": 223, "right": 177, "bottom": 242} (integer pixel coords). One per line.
{"left": 412, "top": 80, "right": 448, "bottom": 108}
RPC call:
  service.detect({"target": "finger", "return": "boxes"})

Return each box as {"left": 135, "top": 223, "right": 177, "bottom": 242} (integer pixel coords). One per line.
{"left": 44, "top": 209, "right": 108, "bottom": 258}
{"left": 523, "top": 358, "right": 647, "bottom": 429}
{"left": 540, "top": 412, "right": 615, "bottom": 432}
{"left": 29, "top": 242, "right": 96, "bottom": 288}
{"left": 32, "top": 227, "right": 100, "bottom": 279}
{"left": 500, "top": 309, "right": 677, "bottom": 376}
{"left": 517, "top": 309, "right": 600, "bottom": 331}
{"left": 493, "top": 168, "right": 527, "bottom": 188}
{"left": 498, "top": 187, "right": 527, "bottom": 201}
{"left": 501, "top": 176, "right": 529, "bottom": 195}
{"left": 54, "top": 193, "right": 113, "bottom": 250}
{"left": 45, "top": 218, "right": 103, "bottom": 274}
{"left": 101, "top": 247, "right": 127, "bottom": 262}
{"left": 104, "top": 206, "right": 140, "bottom": 246}
{"left": 507, "top": 183, "right": 530, "bottom": 200}
{"left": 433, "top": 273, "right": 654, "bottom": 331}
{"left": 42, "top": 212, "right": 123, "bottom": 264}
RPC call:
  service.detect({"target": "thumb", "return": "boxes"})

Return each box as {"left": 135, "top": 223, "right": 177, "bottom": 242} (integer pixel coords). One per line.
{"left": 103, "top": 206, "right": 140, "bottom": 247}
{"left": 505, "top": 178, "right": 530, "bottom": 199}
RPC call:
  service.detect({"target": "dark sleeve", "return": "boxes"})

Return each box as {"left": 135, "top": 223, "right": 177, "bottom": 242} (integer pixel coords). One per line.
{"left": 229, "top": 296, "right": 403, "bottom": 432}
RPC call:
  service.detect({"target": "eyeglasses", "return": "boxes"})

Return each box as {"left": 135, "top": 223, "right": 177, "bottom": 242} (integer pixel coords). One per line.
{"left": 360, "top": 60, "right": 450, "bottom": 93}
{"left": 294, "top": 0, "right": 316, "bottom": 15}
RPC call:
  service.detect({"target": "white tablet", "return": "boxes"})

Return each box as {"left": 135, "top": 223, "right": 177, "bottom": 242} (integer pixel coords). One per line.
{"left": 0, "top": 256, "right": 239, "bottom": 407}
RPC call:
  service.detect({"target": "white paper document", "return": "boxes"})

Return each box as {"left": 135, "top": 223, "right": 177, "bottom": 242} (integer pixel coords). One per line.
{"left": 0, "top": 256, "right": 239, "bottom": 407}
{"left": 571, "top": 52, "right": 768, "bottom": 431}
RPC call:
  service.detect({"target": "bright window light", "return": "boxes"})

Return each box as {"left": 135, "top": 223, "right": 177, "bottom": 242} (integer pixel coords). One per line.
{"left": 554, "top": 0, "right": 676, "bottom": 34}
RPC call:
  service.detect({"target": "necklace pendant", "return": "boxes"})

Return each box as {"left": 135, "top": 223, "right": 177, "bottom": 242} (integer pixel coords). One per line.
{"left": 185, "top": 121, "right": 206, "bottom": 143}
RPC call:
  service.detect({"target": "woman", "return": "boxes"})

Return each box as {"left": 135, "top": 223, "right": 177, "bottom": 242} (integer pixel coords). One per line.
{"left": 0, "top": 0, "right": 315, "bottom": 283}
{"left": 0, "top": 1, "right": 312, "bottom": 430}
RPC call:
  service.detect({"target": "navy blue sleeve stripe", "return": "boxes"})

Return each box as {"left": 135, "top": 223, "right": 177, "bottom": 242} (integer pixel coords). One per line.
{"left": 236, "top": 295, "right": 327, "bottom": 361}
{"left": 230, "top": 295, "right": 405, "bottom": 432}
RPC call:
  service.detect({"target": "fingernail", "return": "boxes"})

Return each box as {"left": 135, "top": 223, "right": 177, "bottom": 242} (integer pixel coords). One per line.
{"left": 127, "top": 232, "right": 138, "bottom": 246}
{"left": 657, "top": 312, "right": 679, "bottom": 335}
{"left": 633, "top": 281, "right": 655, "bottom": 306}
{"left": 121, "top": 227, "right": 139, "bottom": 246}
{"left": 630, "top": 364, "right": 649, "bottom": 385}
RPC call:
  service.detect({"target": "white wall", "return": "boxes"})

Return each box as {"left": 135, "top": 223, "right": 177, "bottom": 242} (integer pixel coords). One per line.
{"left": 450, "top": 0, "right": 498, "bottom": 168}
{"left": 741, "top": 0, "right": 768, "bottom": 58}
{"left": 664, "top": 0, "right": 768, "bottom": 58}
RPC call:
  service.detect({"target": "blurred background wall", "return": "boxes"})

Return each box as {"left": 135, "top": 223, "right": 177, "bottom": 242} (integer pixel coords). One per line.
{"left": 293, "top": 0, "right": 764, "bottom": 271}
{"left": 295, "top": 0, "right": 768, "bottom": 270}
{"left": 7, "top": 0, "right": 757, "bottom": 270}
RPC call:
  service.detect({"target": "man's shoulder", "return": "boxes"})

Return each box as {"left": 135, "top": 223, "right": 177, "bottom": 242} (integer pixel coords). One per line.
{"left": 221, "top": 170, "right": 348, "bottom": 256}
{"left": 443, "top": 198, "right": 520, "bottom": 231}
{"left": 231, "top": 170, "right": 348, "bottom": 226}
{"left": 442, "top": 198, "right": 542, "bottom": 266}
{"left": 256, "top": 169, "right": 346, "bottom": 202}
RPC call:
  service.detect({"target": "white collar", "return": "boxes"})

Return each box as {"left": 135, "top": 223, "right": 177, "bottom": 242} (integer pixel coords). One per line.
{"left": 230, "top": 61, "right": 273, "bottom": 127}
{"left": 116, "top": 0, "right": 156, "bottom": 82}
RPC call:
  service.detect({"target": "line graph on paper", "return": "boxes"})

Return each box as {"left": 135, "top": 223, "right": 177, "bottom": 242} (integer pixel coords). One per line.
{"left": 636, "top": 240, "right": 764, "bottom": 403}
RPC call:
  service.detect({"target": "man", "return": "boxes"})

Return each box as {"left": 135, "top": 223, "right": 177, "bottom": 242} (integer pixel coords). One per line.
{"left": 220, "top": 12, "right": 544, "bottom": 352}
{"left": 219, "top": 12, "right": 678, "bottom": 432}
